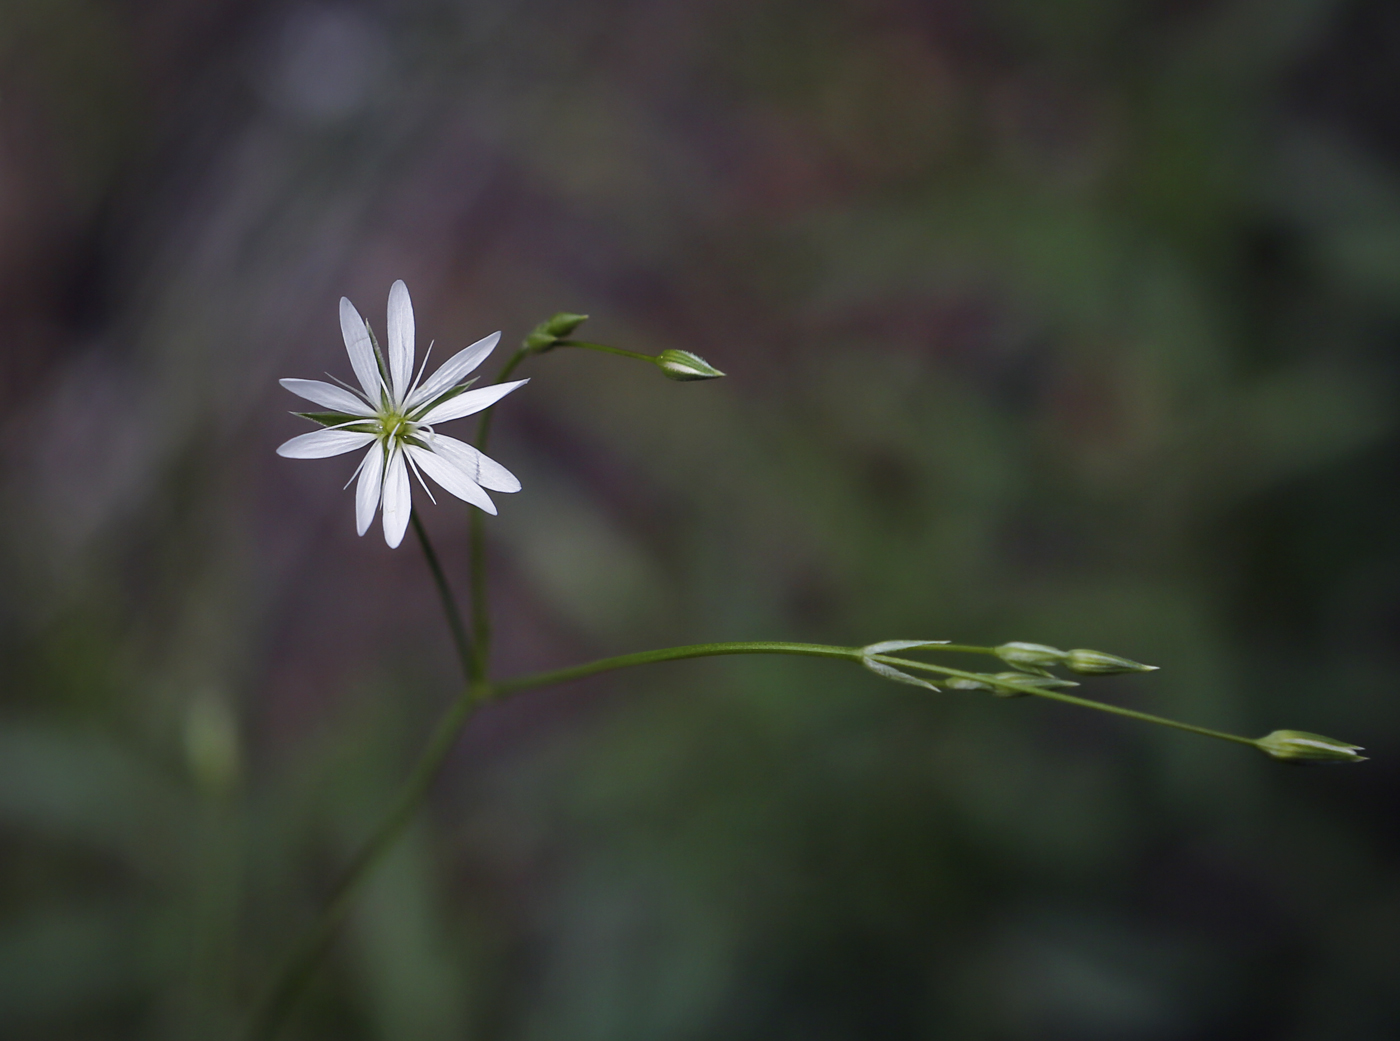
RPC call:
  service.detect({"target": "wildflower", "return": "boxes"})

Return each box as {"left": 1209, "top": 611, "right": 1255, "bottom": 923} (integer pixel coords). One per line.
{"left": 277, "top": 280, "right": 526, "bottom": 547}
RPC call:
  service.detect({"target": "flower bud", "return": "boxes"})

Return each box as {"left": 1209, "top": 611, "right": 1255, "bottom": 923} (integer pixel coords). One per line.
{"left": 1064, "top": 648, "right": 1159, "bottom": 675}
{"left": 524, "top": 312, "right": 589, "bottom": 352}
{"left": 655, "top": 349, "right": 725, "bottom": 381}
{"left": 989, "top": 672, "right": 1078, "bottom": 697}
{"left": 1256, "top": 730, "right": 1366, "bottom": 764}
{"left": 995, "top": 642, "right": 1066, "bottom": 672}
{"left": 542, "top": 312, "right": 589, "bottom": 338}
{"left": 946, "top": 672, "right": 1078, "bottom": 696}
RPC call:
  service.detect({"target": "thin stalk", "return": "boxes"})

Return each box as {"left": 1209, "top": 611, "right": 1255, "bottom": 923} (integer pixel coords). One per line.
{"left": 872, "top": 654, "right": 1259, "bottom": 748}
{"left": 555, "top": 339, "right": 654, "bottom": 363}
{"left": 468, "top": 347, "right": 530, "bottom": 682}
{"left": 247, "top": 637, "right": 1266, "bottom": 1038}
{"left": 412, "top": 512, "right": 473, "bottom": 683}
{"left": 244, "top": 679, "right": 488, "bottom": 1041}
{"left": 494, "top": 641, "right": 863, "bottom": 697}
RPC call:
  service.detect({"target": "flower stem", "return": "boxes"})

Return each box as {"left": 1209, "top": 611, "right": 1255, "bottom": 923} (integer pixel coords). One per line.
{"left": 468, "top": 347, "right": 530, "bottom": 682}
{"left": 555, "top": 339, "right": 655, "bottom": 363}
{"left": 492, "top": 641, "right": 862, "bottom": 696}
{"left": 242, "top": 678, "right": 487, "bottom": 1041}
{"left": 244, "top": 637, "right": 1271, "bottom": 1038}
{"left": 412, "top": 512, "right": 473, "bottom": 683}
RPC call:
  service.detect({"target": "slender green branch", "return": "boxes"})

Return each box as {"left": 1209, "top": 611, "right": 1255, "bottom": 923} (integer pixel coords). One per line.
{"left": 412, "top": 512, "right": 473, "bottom": 684}
{"left": 468, "top": 347, "right": 530, "bottom": 682}
{"left": 245, "top": 677, "right": 488, "bottom": 1041}
{"left": 246, "top": 635, "right": 1283, "bottom": 1038}
{"left": 494, "top": 642, "right": 864, "bottom": 697}
{"left": 872, "top": 654, "right": 1258, "bottom": 747}
{"left": 555, "top": 339, "right": 654, "bottom": 362}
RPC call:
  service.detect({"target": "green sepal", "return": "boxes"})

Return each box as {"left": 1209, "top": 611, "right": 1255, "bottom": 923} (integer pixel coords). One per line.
{"left": 655, "top": 349, "right": 725, "bottom": 381}
{"left": 1256, "top": 730, "right": 1366, "bottom": 763}
{"left": 296, "top": 411, "right": 370, "bottom": 429}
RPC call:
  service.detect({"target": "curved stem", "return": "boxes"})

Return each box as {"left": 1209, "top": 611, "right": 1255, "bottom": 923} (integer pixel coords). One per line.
{"left": 494, "top": 641, "right": 864, "bottom": 697}
{"left": 246, "top": 636, "right": 1272, "bottom": 1038}
{"left": 412, "top": 512, "right": 473, "bottom": 683}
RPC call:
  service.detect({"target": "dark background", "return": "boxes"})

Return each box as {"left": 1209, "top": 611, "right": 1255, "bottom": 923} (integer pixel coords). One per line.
{"left": 1, "top": 1, "right": 1398, "bottom": 1038}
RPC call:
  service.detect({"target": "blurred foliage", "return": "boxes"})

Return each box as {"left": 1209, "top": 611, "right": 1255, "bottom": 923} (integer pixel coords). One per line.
{"left": 1, "top": 0, "right": 1399, "bottom": 1038}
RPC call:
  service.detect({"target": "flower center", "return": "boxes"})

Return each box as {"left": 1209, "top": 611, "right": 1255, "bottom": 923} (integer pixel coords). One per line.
{"left": 379, "top": 411, "right": 412, "bottom": 445}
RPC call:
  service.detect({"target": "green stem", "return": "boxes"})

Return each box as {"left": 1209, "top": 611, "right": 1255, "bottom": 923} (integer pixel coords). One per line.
{"left": 246, "top": 637, "right": 1265, "bottom": 1037}
{"left": 926, "top": 644, "right": 1001, "bottom": 656}
{"left": 244, "top": 678, "right": 488, "bottom": 1041}
{"left": 555, "top": 339, "right": 654, "bottom": 363}
{"left": 872, "top": 655, "right": 1258, "bottom": 748}
{"left": 493, "top": 641, "right": 863, "bottom": 697}
{"left": 468, "top": 348, "right": 530, "bottom": 682}
{"left": 412, "top": 512, "right": 474, "bottom": 683}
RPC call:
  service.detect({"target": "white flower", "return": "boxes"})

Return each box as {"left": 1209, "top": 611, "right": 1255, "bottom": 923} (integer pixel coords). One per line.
{"left": 277, "top": 280, "right": 527, "bottom": 548}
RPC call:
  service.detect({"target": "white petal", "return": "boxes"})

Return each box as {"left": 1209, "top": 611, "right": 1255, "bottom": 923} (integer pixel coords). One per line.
{"left": 278, "top": 378, "right": 374, "bottom": 415}
{"left": 406, "top": 444, "right": 498, "bottom": 515}
{"left": 276, "top": 428, "right": 375, "bottom": 459}
{"left": 380, "top": 447, "right": 411, "bottom": 548}
{"left": 340, "top": 297, "right": 384, "bottom": 402}
{"left": 386, "top": 280, "right": 414, "bottom": 405}
{"left": 418, "top": 379, "right": 528, "bottom": 426}
{"left": 355, "top": 443, "right": 385, "bottom": 535}
{"left": 406, "top": 332, "right": 501, "bottom": 410}
{"left": 423, "top": 432, "right": 520, "bottom": 492}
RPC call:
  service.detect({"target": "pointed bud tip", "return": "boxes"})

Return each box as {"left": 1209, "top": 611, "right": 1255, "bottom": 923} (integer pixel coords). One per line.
{"left": 524, "top": 312, "right": 590, "bottom": 352}
{"left": 1256, "top": 730, "right": 1366, "bottom": 764}
{"left": 655, "top": 349, "right": 725, "bottom": 381}
{"left": 1064, "top": 648, "right": 1159, "bottom": 675}
{"left": 542, "top": 312, "right": 589, "bottom": 338}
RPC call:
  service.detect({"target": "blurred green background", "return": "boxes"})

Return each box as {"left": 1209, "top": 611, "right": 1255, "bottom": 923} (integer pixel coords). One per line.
{"left": 2, "top": 0, "right": 1398, "bottom": 1037}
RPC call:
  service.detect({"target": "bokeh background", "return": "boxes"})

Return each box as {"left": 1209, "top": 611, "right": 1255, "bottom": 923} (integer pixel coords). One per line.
{"left": 2, "top": 0, "right": 1399, "bottom": 1037}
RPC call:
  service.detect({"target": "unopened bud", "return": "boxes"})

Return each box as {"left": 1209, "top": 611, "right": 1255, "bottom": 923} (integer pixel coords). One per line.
{"left": 995, "top": 642, "right": 1066, "bottom": 672}
{"left": 1064, "top": 648, "right": 1159, "bottom": 675}
{"left": 543, "top": 312, "right": 589, "bottom": 338}
{"left": 1256, "top": 730, "right": 1366, "bottom": 764}
{"left": 946, "top": 672, "right": 1079, "bottom": 696}
{"left": 524, "top": 312, "right": 589, "bottom": 352}
{"left": 655, "top": 349, "right": 725, "bottom": 381}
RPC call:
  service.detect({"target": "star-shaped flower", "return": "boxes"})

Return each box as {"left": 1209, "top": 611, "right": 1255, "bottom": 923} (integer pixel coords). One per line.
{"left": 277, "top": 280, "right": 527, "bottom": 547}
